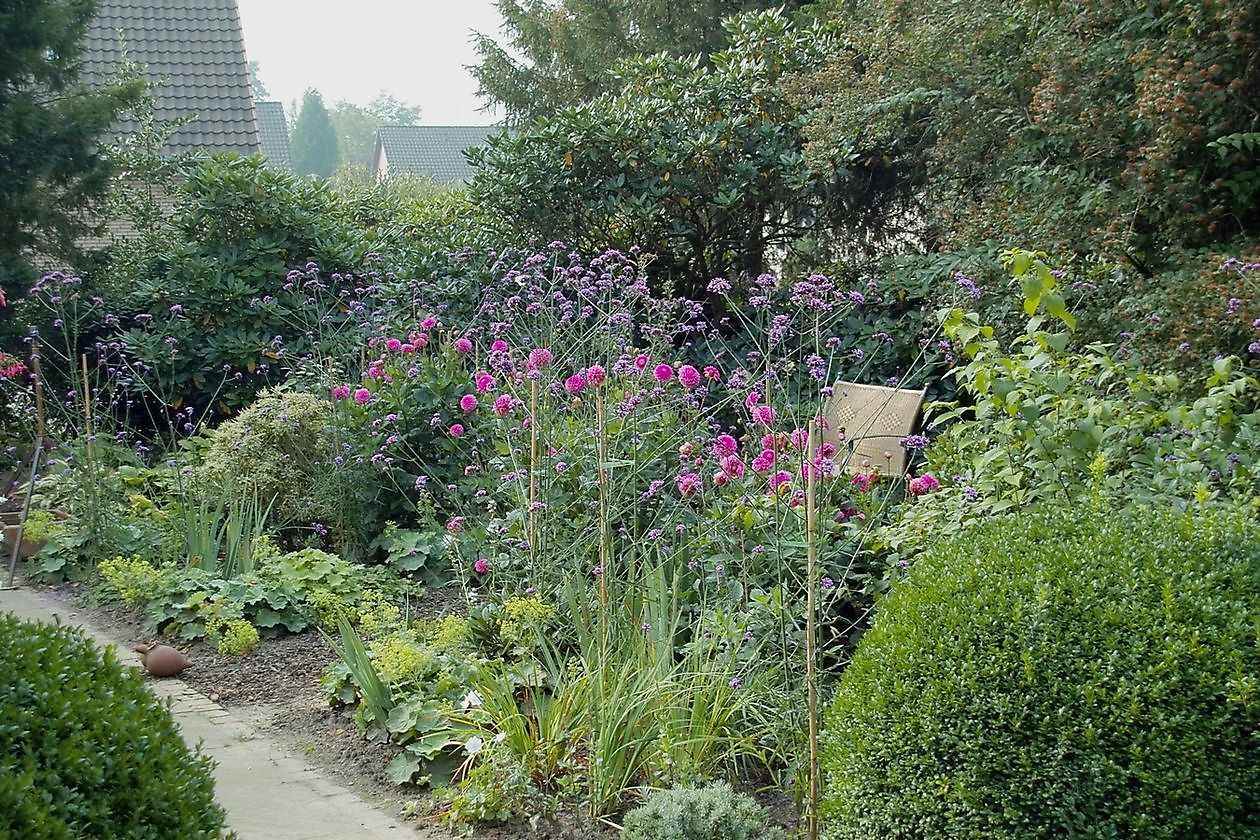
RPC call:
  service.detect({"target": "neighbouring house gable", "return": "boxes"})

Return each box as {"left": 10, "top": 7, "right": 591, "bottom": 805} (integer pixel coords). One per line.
{"left": 371, "top": 125, "right": 502, "bottom": 185}
{"left": 254, "top": 101, "right": 292, "bottom": 172}
{"left": 80, "top": 0, "right": 260, "bottom": 157}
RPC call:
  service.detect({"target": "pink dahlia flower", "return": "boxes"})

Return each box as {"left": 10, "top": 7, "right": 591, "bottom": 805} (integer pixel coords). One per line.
{"left": 908, "top": 473, "right": 940, "bottom": 496}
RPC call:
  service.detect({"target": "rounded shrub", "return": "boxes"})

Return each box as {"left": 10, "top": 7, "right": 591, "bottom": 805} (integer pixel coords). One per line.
{"left": 821, "top": 503, "right": 1260, "bottom": 839}
{"left": 622, "top": 781, "right": 785, "bottom": 840}
{"left": 0, "top": 616, "right": 227, "bottom": 837}
{"left": 194, "top": 388, "right": 379, "bottom": 556}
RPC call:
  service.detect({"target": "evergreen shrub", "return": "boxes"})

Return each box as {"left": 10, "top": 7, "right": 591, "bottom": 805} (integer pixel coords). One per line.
{"left": 622, "top": 781, "right": 784, "bottom": 840}
{"left": 194, "top": 388, "right": 379, "bottom": 555}
{"left": 0, "top": 616, "right": 227, "bottom": 838}
{"left": 821, "top": 503, "right": 1260, "bottom": 839}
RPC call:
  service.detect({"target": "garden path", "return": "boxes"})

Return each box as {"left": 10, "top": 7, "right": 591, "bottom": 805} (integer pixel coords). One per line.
{"left": 0, "top": 586, "right": 448, "bottom": 840}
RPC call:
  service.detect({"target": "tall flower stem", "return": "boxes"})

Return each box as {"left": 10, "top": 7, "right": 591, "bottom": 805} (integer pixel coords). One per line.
{"left": 805, "top": 420, "right": 820, "bottom": 840}
{"left": 528, "top": 378, "right": 539, "bottom": 576}
{"left": 79, "top": 353, "right": 94, "bottom": 462}
{"left": 595, "top": 386, "right": 609, "bottom": 651}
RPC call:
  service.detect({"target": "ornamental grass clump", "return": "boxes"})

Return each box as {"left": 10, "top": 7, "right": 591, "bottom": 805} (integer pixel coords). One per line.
{"left": 0, "top": 616, "right": 228, "bottom": 838}
{"left": 821, "top": 502, "right": 1260, "bottom": 839}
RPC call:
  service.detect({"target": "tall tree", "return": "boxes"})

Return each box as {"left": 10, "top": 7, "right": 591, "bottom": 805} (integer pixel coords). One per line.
{"left": 469, "top": 11, "right": 844, "bottom": 300}
{"left": 247, "top": 60, "right": 268, "bottom": 99}
{"left": 329, "top": 91, "right": 420, "bottom": 172}
{"left": 794, "top": 0, "right": 1260, "bottom": 263}
{"left": 0, "top": 0, "right": 146, "bottom": 284}
{"left": 289, "top": 89, "right": 339, "bottom": 180}
{"left": 472, "top": 0, "right": 814, "bottom": 125}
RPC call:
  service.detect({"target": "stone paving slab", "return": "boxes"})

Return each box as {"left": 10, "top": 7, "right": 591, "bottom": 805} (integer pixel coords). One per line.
{"left": 0, "top": 585, "right": 447, "bottom": 840}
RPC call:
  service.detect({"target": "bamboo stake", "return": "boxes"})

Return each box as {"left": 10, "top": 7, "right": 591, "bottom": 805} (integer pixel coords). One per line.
{"left": 33, "top": 342, "right": 46, "bottom": 441}
{"left": 805, "top": 419, "right": 820, "bottom": 840}
{"left": 79, "top": 353, "right": 93, "bottom": 463}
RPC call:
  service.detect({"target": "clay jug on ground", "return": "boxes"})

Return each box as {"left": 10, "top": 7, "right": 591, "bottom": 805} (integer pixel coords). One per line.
{"left": 134, "top": 642, "right": 192, "bottom": 678}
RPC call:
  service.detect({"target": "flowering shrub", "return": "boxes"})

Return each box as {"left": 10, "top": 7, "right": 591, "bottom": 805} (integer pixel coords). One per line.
{"left": 329, "top": 320, "right": 496, "bottom": 526}
{"left": 368, "top": 247, "right": 927, "bottom": 614}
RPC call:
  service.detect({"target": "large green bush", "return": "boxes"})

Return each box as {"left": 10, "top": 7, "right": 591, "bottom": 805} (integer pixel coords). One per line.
{"left": 193, "top": 388, "right": 380, "bottom": 556}
{"left": 822, "top": 503, "right": 1260, "bottom": 839}
{"left": 468, "top": 11, "right": 852, "bottom": 302}
{"left": 110, "top": 154, "right": 384, "bottom": 416}
{"left": 0, "top": 616, "right": 227, "bottom": 838}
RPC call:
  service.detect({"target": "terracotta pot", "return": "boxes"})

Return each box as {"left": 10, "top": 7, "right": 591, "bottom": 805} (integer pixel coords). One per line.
{"left": 2, "top": 509, "right": 69, "bottom": 559}
{"left": 1, "top": 516, "right": 44, "bottom": 561}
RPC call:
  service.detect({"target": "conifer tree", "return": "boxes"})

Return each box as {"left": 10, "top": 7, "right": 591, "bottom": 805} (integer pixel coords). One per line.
{"left": 290, "top": 89, "right": 339, "bottom": 180}
{"left": 0, "top": 0, "right": 146, "bottom": 284}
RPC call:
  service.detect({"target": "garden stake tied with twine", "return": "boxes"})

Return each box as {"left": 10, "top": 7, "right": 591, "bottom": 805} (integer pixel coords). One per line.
{"left": 4, "top": 341, "right": 46, "bottom": 590}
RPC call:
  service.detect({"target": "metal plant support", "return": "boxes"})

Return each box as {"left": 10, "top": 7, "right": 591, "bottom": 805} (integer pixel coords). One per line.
{"left": 4, "top": 342, "right": 45, "bottom": 590}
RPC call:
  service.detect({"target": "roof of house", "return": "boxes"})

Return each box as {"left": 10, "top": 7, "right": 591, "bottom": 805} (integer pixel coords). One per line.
{"left": 374, "top": 125, "right": 502, "bottom": 183}
{"left": 254, "top": 101, "right": 292, "bottom": 171}
{"left": 79, "top": 0, "right": 260, "bottom": 156}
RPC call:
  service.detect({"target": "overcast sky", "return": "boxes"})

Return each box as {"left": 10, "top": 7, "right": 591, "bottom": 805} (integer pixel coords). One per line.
{"left": 235, "top": 1, "right": 507, "bottom": 125}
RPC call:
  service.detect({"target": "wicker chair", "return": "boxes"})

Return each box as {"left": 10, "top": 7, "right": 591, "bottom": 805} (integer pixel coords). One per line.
{"left": 822, "top": 381, "right": 927, "bottom": 477}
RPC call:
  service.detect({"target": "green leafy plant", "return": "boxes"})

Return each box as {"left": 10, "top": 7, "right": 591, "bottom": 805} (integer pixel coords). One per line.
{"left": 889, "top": 250, "right": 1260, "bottom": 559}
{"left": 96, "top": 554, "right": 171, "bottom": 606}
{"left": 822, "top": 503, "right": 1260, "bottom": 839}
{"left": 321, "top": 618, "right": 472, "bottom": 786}
{"left": 325, "top": 612, "right": 394, "bottom": 728}
{"left": 206, "top": 616, "right": 260, "bottom": 655}
{"left": 369, "top": 520, "right": 446, "bottom": 578}
{"left": 0, "top": 616, "right": 227, "bottom": 838}
{"left": 438, "top": 746, "right": 538, "bottom": 832}
{"left": 622, "top": 781, "right": 784, "bottom": 840}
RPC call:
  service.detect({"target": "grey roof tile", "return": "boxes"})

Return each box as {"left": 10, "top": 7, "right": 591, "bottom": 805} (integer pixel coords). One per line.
{"left": 80, "top": 0, "right": 260, "bottom": 156}
{"left": 254, "top": 101, "right": 292, "bottom": 172}
{"left": 374, "top": 125, "right": 503, "bottom": 184}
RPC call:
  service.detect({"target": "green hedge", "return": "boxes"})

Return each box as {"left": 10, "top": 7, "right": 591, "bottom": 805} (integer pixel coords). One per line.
{"left": 0, "top": 616, "right": 227, "bottom": 838}
{"left": 822, "top": 503, "right": 1260, "bottom": 839}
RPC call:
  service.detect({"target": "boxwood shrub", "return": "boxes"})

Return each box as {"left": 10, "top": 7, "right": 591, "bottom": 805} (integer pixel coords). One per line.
{"left": 0, "top": 616, "right": 227, "bottom": 838}
{"left": 821, "top": 503, "right": 1260, "bottom": 839}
